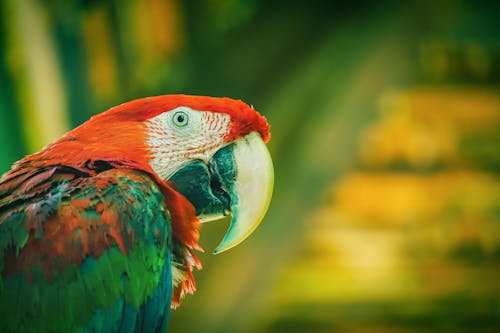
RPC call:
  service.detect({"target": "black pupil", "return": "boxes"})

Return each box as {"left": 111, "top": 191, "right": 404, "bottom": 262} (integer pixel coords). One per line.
{"left": 176, "top": 114, "right": 185, "bottom": 123}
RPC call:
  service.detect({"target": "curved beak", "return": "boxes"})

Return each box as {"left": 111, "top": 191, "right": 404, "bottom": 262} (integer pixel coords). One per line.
{"left": 168, "top": 132, "right": 274, "bottom": 254}
{"left": 210, "top": 132, "right": 274, "bottom": 253}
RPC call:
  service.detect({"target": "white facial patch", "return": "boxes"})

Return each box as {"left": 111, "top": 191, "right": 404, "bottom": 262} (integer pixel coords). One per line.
{"left": 146, "top": 107, "right": 231, "bottom": 180}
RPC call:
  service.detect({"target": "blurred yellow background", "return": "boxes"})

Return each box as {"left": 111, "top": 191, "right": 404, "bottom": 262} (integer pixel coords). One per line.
{"left": 1, "top": 1, "right": 499, "bottom": 332}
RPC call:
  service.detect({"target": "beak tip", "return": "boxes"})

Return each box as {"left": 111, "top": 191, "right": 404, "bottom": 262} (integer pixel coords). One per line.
{"left": 212, "top": 243, "right": 230, "bottom": 255}
{"left": 211, "top": 228, "right": 240, "bottom": 254}
{"left": 212, "top": 241, "right": 239, "bottom": 255}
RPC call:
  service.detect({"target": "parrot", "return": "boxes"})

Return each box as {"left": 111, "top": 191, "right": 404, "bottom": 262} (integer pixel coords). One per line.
{"left": 0, "top": 94, "right": 274, "bottom": 332}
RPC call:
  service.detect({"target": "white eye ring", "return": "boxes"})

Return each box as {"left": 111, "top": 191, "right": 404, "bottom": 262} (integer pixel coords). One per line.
{"left": 172, "top": 111, "right": 189, "bottom": 127}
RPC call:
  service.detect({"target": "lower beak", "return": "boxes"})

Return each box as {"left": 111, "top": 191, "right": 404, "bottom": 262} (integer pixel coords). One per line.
{"left": 168, "top": 132, "right": 274, "bottom": 254}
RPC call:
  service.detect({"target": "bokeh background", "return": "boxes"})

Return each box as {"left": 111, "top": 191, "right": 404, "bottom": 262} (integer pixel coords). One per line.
{"left": 1, "top": 0, "right": 500, "bottom": 332}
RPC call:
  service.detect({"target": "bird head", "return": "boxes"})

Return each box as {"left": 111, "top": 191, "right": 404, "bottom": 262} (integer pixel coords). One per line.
{"left": 141, "top": 96, "right": 273, "bottom": 254}
{"left": 38, "top": 94, "right": 273, "bottom": 254}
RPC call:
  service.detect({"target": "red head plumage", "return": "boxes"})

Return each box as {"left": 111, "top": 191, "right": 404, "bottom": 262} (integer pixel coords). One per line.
{"left": 91, "top": 94, "right": 270, "bottom": 141}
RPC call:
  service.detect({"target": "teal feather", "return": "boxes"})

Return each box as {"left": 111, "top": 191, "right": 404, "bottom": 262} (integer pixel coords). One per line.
{"left": 0, "top": 167, "right": 173, "bottom": 332}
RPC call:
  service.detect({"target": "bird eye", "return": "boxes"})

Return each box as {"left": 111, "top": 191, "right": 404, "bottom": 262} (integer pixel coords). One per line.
{"left": 172, "top": 111, "right": 189, "bottom": 127}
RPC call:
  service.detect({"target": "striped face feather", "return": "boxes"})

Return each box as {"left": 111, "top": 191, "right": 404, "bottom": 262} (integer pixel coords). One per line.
{"left": 146, "top": 106, "right": 231, "bottom": 180}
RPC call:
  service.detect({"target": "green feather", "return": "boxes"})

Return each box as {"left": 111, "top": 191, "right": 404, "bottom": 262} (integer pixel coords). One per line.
{"left": 0, "top": 168, "right": 173, "bottom": 332}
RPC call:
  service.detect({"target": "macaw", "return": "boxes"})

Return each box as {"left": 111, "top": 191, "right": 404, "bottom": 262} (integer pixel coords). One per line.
{"left": 0, "top": 95, "right": 273, "bottom": 332}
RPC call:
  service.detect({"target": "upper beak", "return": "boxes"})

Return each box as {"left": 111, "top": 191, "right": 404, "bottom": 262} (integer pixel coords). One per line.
{"left": 168, "top": 132, "right": 274, "bottom": 254}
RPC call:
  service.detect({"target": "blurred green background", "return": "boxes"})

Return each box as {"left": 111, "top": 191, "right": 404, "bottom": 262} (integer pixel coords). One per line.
{"left": 1, "top": 0, "right": 500, "bottom": 332}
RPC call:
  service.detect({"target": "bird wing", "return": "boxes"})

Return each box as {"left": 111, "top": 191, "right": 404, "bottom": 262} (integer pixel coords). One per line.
{"left": 0, "top": 166, "right": 173, "bottom": 333}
